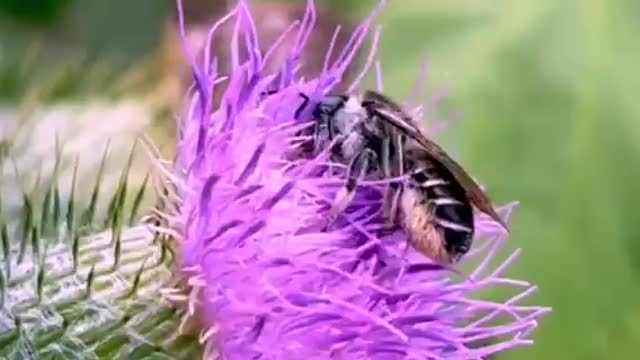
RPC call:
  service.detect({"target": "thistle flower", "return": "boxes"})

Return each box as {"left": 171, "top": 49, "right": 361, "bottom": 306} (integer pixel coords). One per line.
{"left": 158, "top": 0, "right": 550, "bottom": 358}
{"left": 160, "top": 0, "right": 361, "bottom": 94}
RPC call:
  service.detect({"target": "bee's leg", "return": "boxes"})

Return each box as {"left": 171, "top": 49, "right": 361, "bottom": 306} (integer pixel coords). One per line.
{"left": 382, "top": 187, "right": 402, "bottom": 232}
{"left": 395, "top": 134, "right": 405, "bottom": 174}
{"left": 323, "top": 148, "right": 376, "bottom": 230}
{"left": 325, "top": 116, "right": 339, "bottom": 176}
{"left": 382, "top": 136, "right": 406, "bottom": 234}
{"left": 381, "top": 137, "right": 396, "bottom": 231}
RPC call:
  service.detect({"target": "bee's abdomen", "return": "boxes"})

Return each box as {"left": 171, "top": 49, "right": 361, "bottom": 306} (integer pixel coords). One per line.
{"left": 410, "top": 165, "right": 474, "bottom": 258}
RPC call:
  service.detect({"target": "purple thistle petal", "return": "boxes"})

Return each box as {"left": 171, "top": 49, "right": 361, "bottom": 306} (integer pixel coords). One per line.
{"left": 162, "top": 0, "right": 551, "bottom": 358}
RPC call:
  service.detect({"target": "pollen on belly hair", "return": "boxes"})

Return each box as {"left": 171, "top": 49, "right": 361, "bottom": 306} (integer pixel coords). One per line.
{"left": 400, "top": 188, "right": 451, "bottom": 264}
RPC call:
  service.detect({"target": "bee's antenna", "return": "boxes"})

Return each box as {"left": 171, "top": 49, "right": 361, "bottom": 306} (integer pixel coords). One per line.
{"left": 295, "top": 93, "right": 310, "bottom": 119}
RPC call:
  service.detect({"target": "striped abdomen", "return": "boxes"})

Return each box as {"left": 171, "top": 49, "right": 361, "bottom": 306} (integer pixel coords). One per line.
{"left": 405, "top": 161, "right": 474, "bottom": 263}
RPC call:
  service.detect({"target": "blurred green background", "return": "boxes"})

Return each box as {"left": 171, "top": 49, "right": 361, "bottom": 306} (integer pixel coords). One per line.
{"left": 1, "top": 0, "right": 639, "bottom": 359}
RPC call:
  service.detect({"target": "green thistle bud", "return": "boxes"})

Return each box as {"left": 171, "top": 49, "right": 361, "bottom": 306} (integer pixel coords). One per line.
{"left": 0, "top": 113, "right": 199, "bottom": 359}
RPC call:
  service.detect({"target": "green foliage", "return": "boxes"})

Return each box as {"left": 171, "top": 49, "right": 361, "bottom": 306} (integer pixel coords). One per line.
{"left": 0, "top": 49, "right": 122, "bottom": 102}
{"left": 0, "top": 0, "right": 71, "bottom": 25}
{"left": 0, "top": 144, "right": 199, "bottom": 359}
{"left": 376, "top": 1, "right": 640, "bottom": 359}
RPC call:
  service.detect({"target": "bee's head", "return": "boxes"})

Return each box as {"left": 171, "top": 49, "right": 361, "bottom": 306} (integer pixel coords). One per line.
{"left": 313, "top": 95, "right": 365, "bottom": 129}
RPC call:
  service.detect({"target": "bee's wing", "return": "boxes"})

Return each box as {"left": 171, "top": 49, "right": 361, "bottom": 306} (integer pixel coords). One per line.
{"left": 364, "top": 91, "right": 428, "bottom": 140}
{"left": 363, "top": 90, "right": 406, "bottom": 112}
{"left": 366, "top": 92, "right": 509, "bottom": 231}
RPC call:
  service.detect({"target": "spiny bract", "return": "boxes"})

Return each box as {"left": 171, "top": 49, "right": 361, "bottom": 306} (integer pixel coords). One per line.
{"left": 0, "top": 138, "right": 200, "bottom": 359}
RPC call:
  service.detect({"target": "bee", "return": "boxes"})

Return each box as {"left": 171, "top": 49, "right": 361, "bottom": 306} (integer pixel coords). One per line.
{"left": 283, "top": 89, "right": 508, "bottom": 264}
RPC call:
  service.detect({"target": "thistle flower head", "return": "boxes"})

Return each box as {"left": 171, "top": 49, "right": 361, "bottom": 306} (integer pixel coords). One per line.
{"left": 159, "top": 1, "right": 550, "bottom": 358}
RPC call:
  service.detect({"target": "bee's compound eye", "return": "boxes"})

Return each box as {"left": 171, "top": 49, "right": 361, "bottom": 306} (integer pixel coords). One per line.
{"left": 319, "top": 104, "right": 332, "bottom": 114}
